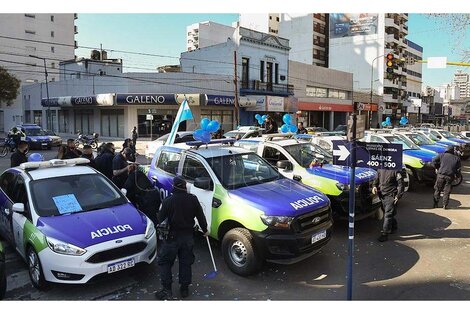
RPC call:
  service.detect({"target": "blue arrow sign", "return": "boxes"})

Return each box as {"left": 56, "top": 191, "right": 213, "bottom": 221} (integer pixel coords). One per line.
{"left": 332, "top": 140, "right": 403, "bottom": 170}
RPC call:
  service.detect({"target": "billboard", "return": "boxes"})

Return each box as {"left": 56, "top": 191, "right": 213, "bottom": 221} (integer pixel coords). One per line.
{"left": 329, "top": 14, "right": 378, "bottom": 38}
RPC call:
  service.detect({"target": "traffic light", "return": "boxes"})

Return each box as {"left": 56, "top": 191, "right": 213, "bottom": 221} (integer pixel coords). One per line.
{"left": 386, "top": 53, "right": 394, "bottom": 74}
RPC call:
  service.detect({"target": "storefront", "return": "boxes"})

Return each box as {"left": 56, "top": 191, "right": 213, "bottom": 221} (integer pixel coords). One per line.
{"left": 297, "top": 102, "right": 352, "bottom": 130}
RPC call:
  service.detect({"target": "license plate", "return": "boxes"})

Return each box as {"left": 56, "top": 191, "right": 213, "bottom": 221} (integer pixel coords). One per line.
{"left": 311, "top": 230, "right": 327, "bottom": 244}
{"left": 107, "top": 258, "right": 135, "bottom": 274}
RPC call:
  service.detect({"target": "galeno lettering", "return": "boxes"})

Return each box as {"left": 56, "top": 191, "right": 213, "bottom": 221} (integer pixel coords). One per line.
{"left": 126, "top": 95, "right": 166, "bottom": 104}
{"left": 290, "top": 195, "right": 325, "bottom": 210}
{"left": 91, "top": 224, "right": 133, "bottom": 239}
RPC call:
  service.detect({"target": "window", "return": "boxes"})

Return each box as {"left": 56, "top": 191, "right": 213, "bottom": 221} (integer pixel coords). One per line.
{"left": 275, "top": 63, "right": 279, "bottom": 84}
{"left": 11, "top": 177, "right": 32, "bottom": 221}
{"left": 266, "top": 62, "right": 273, "bottom": 85}
{"left": 0, "top": 172, "right": 17, "bottom": 200}
{"left": 276, "top": 16, "right": 280, "bottom": 22}
{"left": 51, "top": 46, "right": 55, "bottom": 53}
{"left": 306, "top": 86, "right": 327, "bottom": 98}
{"left": 329, "top": 89, "right": 339, "bottom": 98}
{"left": 51, "top": 77, "right": 55, "bottom": 82}
{"left": 262, "top": 146, "right": 288, "bottom": 166}
{"left": 370, "top": 135, "right": 387, "bottom": 143}
{"left": 25, "top": 14, "right": 35, "bottom": 18}
{"left": 25, "top": 30, "right": 36, "bottom": 35}
{"left": 269, "top": 16, "right": 272, "bottom": 20}
{"left": 51, "top": 31, "right": 54, "bottom": 37}
{"left": 260, "top": 60, "right": 264, "bottom": 82}
{"left": 50, "top": 15, "right": 54, "bottom": 22}
{"left": 242, "top": 57, "right": 249, "bottom": 88}
{"left": 182, "top": 157, "right": 211, "bottom": 184}
{"left": 51, "top": 62, "right": 55, "bottom": 68}
{"left": 156, "top": 151, "right": 181, "bottom": 175}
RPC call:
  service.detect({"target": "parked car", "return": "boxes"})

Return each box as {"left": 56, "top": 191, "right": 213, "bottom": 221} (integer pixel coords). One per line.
{"left": 0, "top": 158, "right": 157, "bottom": 289}
{"left": 148, "top": 139, "right": 333, "bottom": 276}
{"left": 223, "top": 126, "right": 264, "bottom": 140}
{"left": 334, "top": 125, "right": 347, "bottom": 135}
{"left": 0, "top": 241, "right": 6, "bottom": 299}
{"left": 144, "top": 131, "right": 194, "bottom": 159}
{"left": 44, "top": 130, "right": 62, "bottom": 146}
{"left": 13, "top": 124, "right": 52, "bottom": 150}
{"left": 417, "top": 128, "right": 470, "bottom": 160}
{"left": 306, "top": 127, "right": 329, "bottom": 134}
{"left": 461, "top": 131, "right": 470, "bottom": 139}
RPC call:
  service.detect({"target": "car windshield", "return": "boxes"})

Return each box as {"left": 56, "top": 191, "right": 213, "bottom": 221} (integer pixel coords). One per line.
{"left": 284, "top": 143, "right": 333, "bottom": 168}
{"left": 30, "top": 174, "right": 127, "bottom": 217}
{"left": 407, "top": 133, "right": 434, "bottom": 145}
{"left": 386, "top": 135, "right": 419, "bottom": 150}
{"left": 206, "top": 153, "right": 280, "bottom": 189}
{"left": 439, "top": 130, "right": 454, "bottom": 138}
{"left": 25, "top": 128, "right": 45, "bottom": 136}
{"left": 224, "top": 131, "right": 246, "bottom": 138}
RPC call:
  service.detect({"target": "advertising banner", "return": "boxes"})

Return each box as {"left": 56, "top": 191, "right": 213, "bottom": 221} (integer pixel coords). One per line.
{"left": 116, "top": 94, "right": 177, "bottom": 105}
{"left": 267, "top": 96, "right": 284, "bottom": 112}
{"left": 329, "top": 14, "right": 378, "bottom": 38}
{"left": 41, "top": 94, "right": 114, "bottom": 107}
{"left": 245, "top": 96, "right": 267, "bottom": 112}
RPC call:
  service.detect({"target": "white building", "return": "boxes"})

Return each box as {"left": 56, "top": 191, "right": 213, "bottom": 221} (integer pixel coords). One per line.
{"left": 453, "top": 70, "right": 470, "bottom": 99}
{"left": 186, "top": 21, "right": 236, "bottom": 52}
{"left": 0, "top": 13, "right": 77, "bottom": 132}
{"left": 403, "top": 39, "right": 423, "bottom": 123}
{"left": 239, "top": 13, "right": 329, "bottom": 67}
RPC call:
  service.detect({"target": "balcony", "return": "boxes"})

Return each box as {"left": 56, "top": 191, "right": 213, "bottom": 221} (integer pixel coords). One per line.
{"left": 386, "top": 34, "right": 400, "bottom": 45}
{"left": 74, "top": 25, "right": 78, "bottom": 34}
{"left": 240, "top": 80, "right": 294, "bottom": 96}
{"left": 384, "top": 78, "right": 399, "bottom": 88}
{"left": 385, "top": 17, "right": 400, "bottom": 29}
{"left": 401, "top": 25, "right": 408, "bottom": 35}
{"left": 383, "top": 94, "right": 399, "bottom": 104}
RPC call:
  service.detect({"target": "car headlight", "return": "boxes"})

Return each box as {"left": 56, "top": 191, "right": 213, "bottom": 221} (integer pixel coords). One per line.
{"left": 145, "top": 219, "right": 155, "bottom": 239}
{"left": 260, "top": 215, "right": 293, "bottom": 229}
{"left": 46, "top": 237, "right": 86, "bottom": 256}
{"left": 336, "top": 183, "right": 350, "bottom": 191}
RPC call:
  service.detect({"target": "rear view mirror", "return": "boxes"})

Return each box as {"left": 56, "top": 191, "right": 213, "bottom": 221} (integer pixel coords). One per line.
{"left": 276, "top": 160, "right": 293, "bottom": 171}
{"left": 194, "top": 177, "right": 212, "bottom": 190}
{"left": 12, "top": 203, "right": 24, "bottom": 213}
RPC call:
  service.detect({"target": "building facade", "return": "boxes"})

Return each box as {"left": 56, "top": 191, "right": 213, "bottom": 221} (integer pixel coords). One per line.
{"left": 403, "top": 39, "right": 423, "bottom": 123}
{"left": 186, "top": 21, "right": 236, "bottom": 52}
{"left": 453, "top": 70, "right": 470, "bottom": 99}
{"left": 0, "top": 13, "right": 77, "bottom": 132}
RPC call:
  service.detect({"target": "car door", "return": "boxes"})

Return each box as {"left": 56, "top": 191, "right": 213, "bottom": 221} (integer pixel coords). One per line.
{"left": 181, "top": 156, "right": 215, "bottom": 232}
{"left": 0, "top": 171, "right": 18, "bottom": 244}
{"left": 149, "top": 149, "right": 182, "bottom": 201}
{"left": 262, "top": 145, "right": 294, "bottom": 179}
{"left": 10, "top": 176, "right": 32, "bottom": 258}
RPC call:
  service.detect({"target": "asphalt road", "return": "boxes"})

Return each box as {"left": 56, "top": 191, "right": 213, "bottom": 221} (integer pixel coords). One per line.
{"left": 1, "top": 148, "right": 470, "bottom": 300}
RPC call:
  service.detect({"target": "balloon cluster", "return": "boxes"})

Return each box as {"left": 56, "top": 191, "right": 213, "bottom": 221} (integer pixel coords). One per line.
{"left": 194, "top": 118, "right": 220, "bottom": 144}
{"left": 280, "top": 114, "right": 298, "bottom": 133}
{"left": 255, "top": 114, "right": 267, "bottom": 126}
{"left": 399, "top": 116, "right": 409, "bottom": 125}
{"left": 381, "top": 117, "right": 392, "bottom": 128}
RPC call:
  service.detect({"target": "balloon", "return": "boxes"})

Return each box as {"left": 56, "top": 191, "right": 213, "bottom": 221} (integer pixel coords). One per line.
{"left": 201, "top": 131, "right": 211, "bottom": 143}
{"left": 194, "top": 129, "right": 205, "bottom": 141}
{"left": 385, "top": 117, "right": 391, "bottom": 122}
{"left": 280, "top": 124, "right": 289, "bottom": 133}
{"left": 257, "top": 117, "right": 264, "bottom": 125}
{"left": 261, "top": 114, "right": 267, "bottom": 121}
{"left": 289, "top": 124, "right": 298, "bottom": 133}
{"left": 381, "top": 121, "right": 387, "bottom": 127}
{"left": 255, "top": 114, "right": 261, "bottom": 120}
{"left": 28, "top": 153, "right": 44, "bottom": 162}
{"left": 206, "top": 120, "right": 220, "bottom": 133}
{"left": 282, "top": 114, "right": 292, "bottom": 124}
{"left": 200, "top": 118, "right": 210, "bottom": 131}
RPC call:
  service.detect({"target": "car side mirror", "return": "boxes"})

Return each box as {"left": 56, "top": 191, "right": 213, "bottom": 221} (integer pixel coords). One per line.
{"left": 276, "top": 160, "right": 293, "bottom": 171}
{"left": 12, "top": 203, "right": 24, "bottom": 213}
{"left": 194, "top": 177, "right": 212, "bottom": 190}
{"left": 120, "top": 188, "right": 127, "bottom": 196}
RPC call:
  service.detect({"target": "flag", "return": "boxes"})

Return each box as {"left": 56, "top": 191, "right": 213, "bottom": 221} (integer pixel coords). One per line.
{"left": 165, "top": 98, "right": 194, "bottom": 146}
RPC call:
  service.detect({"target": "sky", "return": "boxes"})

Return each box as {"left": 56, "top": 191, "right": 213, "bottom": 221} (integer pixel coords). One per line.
{"left": 75, "top": 13, "right": 470, "bottom": 89}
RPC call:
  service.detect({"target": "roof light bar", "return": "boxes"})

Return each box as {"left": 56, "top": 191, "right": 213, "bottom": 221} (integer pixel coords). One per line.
{"left": 186, "top": 139, "right": 236, "bottom": 148}
{"left": 19, "top": 158, "right": 90, "bottom": 170}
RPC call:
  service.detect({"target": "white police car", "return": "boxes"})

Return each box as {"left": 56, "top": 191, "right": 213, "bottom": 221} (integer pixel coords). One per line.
{"left": 0, "top": 158, "right": 156, "bottom": 289}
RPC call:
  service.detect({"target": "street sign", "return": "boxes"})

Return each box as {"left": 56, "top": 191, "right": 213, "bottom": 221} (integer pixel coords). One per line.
{"left": 147, "top": 108, "right": 157, "bottom": 114}
{"left": 332, "top": 140, "right": 403, "bottom": 170}
{"left": 146, "top": 114, "right": 154, "bottom": 121}
{"left": 357, "top": 103, "right": 365, "bottom": 111}
{"left": 347, "top": 115, "right": 365, "bottom": 140}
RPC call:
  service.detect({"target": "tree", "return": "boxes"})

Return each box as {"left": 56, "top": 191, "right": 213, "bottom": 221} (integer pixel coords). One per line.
{"left": 0, "top": 65, "right": 21, "bottom": 106}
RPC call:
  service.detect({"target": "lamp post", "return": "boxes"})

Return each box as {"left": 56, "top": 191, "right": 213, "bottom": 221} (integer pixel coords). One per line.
{"left": 29, "top": 55, "right": 51, "bottom": 130}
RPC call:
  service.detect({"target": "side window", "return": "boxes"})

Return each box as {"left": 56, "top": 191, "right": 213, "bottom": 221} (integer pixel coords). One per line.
{"left": 182, "top": 157, "right": 211, "bottom": 182}
{"left": 318, "top": 139, "right": 331, "bottom": 151}
{"left": 0, "top": 172, "right": 17, "bottom": 200}
{"left": 370, "top": 135, "right": 387, "bottom": 143}
{"left": 262, "top": 146, "right": 288, "bottom": 166}
{"left": 11, "top": 177, "right": 32, "bottom": 221}
{"left": 156, "top": 151, "right": 181, "bottom": 175}
{"left": 237, "top": 142, "right": 258, "bottom": 153}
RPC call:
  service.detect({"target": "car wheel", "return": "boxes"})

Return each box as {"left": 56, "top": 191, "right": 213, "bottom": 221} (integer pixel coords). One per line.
{"left": 221, "top": 228, "right": 263, "bottom": 276}
{"left": 27, "top": 247, "right": 48, "bottom": 290}
{"left": 0, "top": 146, "right": 9, "bottom": 158}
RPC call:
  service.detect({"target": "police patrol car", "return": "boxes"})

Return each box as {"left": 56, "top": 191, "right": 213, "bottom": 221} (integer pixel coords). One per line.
{"left": 416, "top": 128, "right": 470, "bottom": 160}
{"left": 0, "top": 158, "right": 157, "bottom": 289}
{"left": 148, "top": 139, "right": 333, "bottom": 276}
{"left": 223, "top": 126, "right": 264, "bottom": 140}
{"left": 391, "top": 129, "right": 447, "bottom": 154}
{"left": 236, "top": 134, "right": 381, "bottom": 220}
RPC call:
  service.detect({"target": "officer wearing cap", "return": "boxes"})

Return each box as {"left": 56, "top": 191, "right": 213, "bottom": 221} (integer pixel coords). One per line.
{"left": 155, "top": 176, "right": 208, "bottom": 300}
{"left": 432, "top": 145, "right": 461, "bottom": 209}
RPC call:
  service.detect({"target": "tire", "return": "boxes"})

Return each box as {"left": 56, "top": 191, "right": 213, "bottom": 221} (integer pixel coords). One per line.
{"left": 0, "top": 146, "right": 9, "bottom": 158}
{"left": 452, "top": 173, "right": 463, "bottom": 187}
{"left": 27, "top": 247, "right": 48, "bottom": 290}
{"left": 221, "top": 228, "right": 263, "bottom": 276}
{"left": 91, "top": 142, "right": 98, "bottom": 149}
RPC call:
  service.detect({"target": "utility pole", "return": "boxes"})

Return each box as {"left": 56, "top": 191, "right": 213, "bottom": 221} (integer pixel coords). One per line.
{"left": 30, "top": 55, "right": 51, "bottom": 130}
{"left": 233, "top": 50, "right": 240, "bottom": 127}
{"left": 347, "top": 113, "right": 357, "bottom": 301}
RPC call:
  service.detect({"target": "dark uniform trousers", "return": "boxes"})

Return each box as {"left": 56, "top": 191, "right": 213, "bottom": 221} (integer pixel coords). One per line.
{"left": 157, "top": 233, "right": 195, "bottom": 289}
{"left": 382, "top": 194, "right": 398, "bottom": 234}
{"left": 434, "top": 174, "right": 453, "bottom": 206}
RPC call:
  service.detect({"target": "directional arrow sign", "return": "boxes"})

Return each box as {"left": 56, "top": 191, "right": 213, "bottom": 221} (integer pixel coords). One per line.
{"left": 333, "top": 144, "right": 350, "bottom": 161}
{"left": 332, "top": 140, "right": 403, "bottom": 170}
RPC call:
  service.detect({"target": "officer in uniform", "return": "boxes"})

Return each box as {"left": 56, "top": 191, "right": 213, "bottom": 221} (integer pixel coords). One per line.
{"left": 155, "top": 176, "right": 208, "bottom": 300}
{"left": 372, "top": 169, "right": 405, "bottom": 242}
{"left": 432, "top": 146, "right": 461, "bottom": 209}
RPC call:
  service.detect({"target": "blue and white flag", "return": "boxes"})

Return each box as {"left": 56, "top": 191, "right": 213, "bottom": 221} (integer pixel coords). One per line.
{"left": 165, "top": 98, "right": 193, "bottom": 146}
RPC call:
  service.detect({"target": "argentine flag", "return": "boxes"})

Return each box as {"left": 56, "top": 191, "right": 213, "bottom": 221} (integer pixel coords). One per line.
{"left": 165, "top": 98, "right": 194, "bottom": 146}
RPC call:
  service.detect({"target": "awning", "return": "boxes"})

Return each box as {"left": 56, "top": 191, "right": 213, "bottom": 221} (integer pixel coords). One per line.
{"left": 298, "top": 102, "right": 353, "bottom": 112}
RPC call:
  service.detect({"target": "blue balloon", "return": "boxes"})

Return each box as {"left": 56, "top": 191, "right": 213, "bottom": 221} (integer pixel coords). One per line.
{"left": 385, "top": 117, "right": 391, "bottom": 122}
{"left": 194, "top": 129, "right": 205, "bottom": 141}
{"left": 28, "top": 153, "right": 44, "bottom": 162}
{"left": 206, "top": 120, "right": 220, "bottom": 133}
{"left": 257, "top": 118, "right": 264, "bottom": 125}
{"left": 289, "top": 124, "right": 298, "bottom": 133}
{"left": 255, "top": 114, "right": 261, "bottom": 120}
{"left": 200, "top": 118, "right": 210, "bottom": 131}
{"left": 280, "top": 124, "right": 289, "bottom": 133}
{"left": 261, "top": 114, "right": 267, "bottom": 121}
{"left": 282, "top": 114, "right": 292, "bottom": 124}
{"left": 381, "top": 121, "right": 387, "bottom": 127}
{"left": 201, "top": 131, "right": 211, "bottom": 143}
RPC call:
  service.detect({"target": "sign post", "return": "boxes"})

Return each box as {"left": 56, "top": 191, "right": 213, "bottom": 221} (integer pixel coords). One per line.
{"left": 347, "top": 114, "right": 356, "bottom": 300}
{"left": 146, "top": 114, "right": 154, "bottom": 140}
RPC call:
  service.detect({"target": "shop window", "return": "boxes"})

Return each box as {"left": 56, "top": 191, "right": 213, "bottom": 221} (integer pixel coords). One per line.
{"left": 101, "top": 109, "right": 124, "bottom": 137}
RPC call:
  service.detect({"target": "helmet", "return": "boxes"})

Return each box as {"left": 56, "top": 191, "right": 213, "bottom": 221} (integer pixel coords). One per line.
{"left": 28, "top": 153, "right": 44, "bottom": 162}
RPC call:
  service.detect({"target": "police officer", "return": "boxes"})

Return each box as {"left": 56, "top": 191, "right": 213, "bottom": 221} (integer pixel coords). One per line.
{"left": 10, "top": 141, "right": 29, "bottom": 167}
{"left": 372, "top": 169, "right": 405, "bottom": 242}
{"left": 432, "top": 146, "right": 461, "bottom": 209}
{"left": 264, "top": 115, "right": 278, "bottom": 134}
{"left": 155, "top": 176, "right": 208, "bottom": 300}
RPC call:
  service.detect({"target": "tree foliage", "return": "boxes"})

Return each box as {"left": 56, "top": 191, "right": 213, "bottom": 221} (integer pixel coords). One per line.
{"left": 0, "top": 65, "right": 21, "bottom": 106}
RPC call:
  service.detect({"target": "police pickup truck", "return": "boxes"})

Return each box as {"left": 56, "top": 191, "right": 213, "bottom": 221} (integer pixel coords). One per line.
{"left": 148, "top": 139, "right": 333, "bottom": 276}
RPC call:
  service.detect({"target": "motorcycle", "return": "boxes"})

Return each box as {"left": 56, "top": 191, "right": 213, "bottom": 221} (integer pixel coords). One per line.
{"left": 74, "top": 132, "right": 99, "bottom": 149}
{"left": 0, "top": 137, "right": 17, "bottom": 158}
